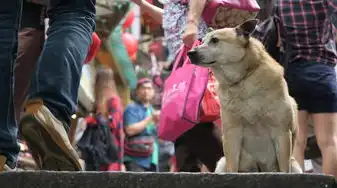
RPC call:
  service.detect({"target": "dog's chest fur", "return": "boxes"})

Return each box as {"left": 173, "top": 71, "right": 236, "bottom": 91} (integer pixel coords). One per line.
{"left": 216, "top": 67, "right": 288, "bottom": 127}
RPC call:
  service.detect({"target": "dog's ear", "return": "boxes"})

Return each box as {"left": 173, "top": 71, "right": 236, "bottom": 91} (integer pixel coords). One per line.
{"left": 235, "top": 19, "right": 259, "bottom": 38}
{"left": 207, "top": 27, "right": 215, "bottom": 33}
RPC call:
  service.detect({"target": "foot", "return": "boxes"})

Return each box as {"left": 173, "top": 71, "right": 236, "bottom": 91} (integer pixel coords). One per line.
{"left": 215, "top": 157, "right": 227, "bottom": 173}
{"left": 19, "top": 99, "right": 82, "bottom": 171}
{"left": 0, "top": 156, "right": 15, "bottom": 172}
{"left": 291, "top": 157, "right": 303, "bottom": 173}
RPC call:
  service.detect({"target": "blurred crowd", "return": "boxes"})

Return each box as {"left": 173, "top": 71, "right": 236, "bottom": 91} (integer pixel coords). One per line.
{"left": 0, "top": 0, "right": 336, "bottom": 179}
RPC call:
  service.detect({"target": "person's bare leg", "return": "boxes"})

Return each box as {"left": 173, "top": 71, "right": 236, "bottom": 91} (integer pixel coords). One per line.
{"left": 313, "top": 113, "right": 337, "bottom": 177}
{"left": 293, "top": 110, "right": 309, "bottom": 169}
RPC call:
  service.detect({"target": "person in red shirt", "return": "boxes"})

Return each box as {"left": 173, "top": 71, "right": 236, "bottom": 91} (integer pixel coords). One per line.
{"left": 94, "top": 68, "right": 125, "bottom": 171}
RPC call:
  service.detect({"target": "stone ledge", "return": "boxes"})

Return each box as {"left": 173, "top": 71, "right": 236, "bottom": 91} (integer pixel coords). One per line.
{"left": 0, "top": 172, "right": 335, "bottom": 188}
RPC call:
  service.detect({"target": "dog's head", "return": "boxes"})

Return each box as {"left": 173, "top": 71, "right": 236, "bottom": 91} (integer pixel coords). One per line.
{"left": 187, "top": 19, "right": 258, "bottom": 68}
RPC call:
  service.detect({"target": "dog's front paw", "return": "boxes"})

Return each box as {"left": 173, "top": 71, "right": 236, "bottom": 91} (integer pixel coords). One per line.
{"left": 291, "top": 157, "right": 303, "bottom": 173}
{"left": 215, "top": 157, "right": 227, "bottom": 173}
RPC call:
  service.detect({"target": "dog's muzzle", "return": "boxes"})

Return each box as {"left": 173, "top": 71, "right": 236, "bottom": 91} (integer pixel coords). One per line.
{"left": 187, "top": 50, "right": 200, "bottom": 65}
{"left": 188, "top": 50, "right": 216, "bottom": 66}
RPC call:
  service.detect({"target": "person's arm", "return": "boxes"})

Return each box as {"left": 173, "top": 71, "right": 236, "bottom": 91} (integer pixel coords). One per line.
{"left": 131, "top": 0, "right": 163, "bottom": 24}
{"left": 125, "top": 116, "right": 153, "bottom": 136}
{"left": 328, "top": 0, "right": 337, "bottom": 13}
{"left": 182, "top": 0, "right": 207, "bottom": 47}
{"left": 327, "top": 1, "right": 337, "bottom": 41}
{"left": 123, "top": 106, "right": 153, "bottom": 136}
{"left": 187, "top": 0, "right": 207, "bottom": 26}
{"left": 142, "top": 0, "right": 163, "bottom": 24}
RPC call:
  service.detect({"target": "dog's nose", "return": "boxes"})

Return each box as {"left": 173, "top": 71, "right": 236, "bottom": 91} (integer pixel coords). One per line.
{"left": 187, "top": 50, "right": 197, "bottom": 57}
{"left": 187, "top": 50, "right": 199, "bottom": 64}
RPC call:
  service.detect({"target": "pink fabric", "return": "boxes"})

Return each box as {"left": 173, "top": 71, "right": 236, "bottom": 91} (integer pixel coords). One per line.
{"left": 214, "top": 119, "right": 222, "bottom": 127}
{"left": 158, "top": 41, "right": 209, "bottom": 141}
{"left": 100, "top": 163, "right": 121, "bottom": 171}
{"left": 202, "top": 0, "right": 260, "bottom": 25}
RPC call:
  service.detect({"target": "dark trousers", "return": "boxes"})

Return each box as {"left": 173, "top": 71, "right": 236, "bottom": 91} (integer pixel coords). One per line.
{"left": 15, "top": 28, "right": 45, "bottom": 121}
{"left": 0, "top": 0, "right": 95, "bottom": 168}
{"left": 174, "top": 122, "right": 223, "bottom": 172}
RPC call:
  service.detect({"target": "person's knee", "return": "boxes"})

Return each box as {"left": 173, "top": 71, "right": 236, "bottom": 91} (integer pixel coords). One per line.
{"left": 313, "top": 113, "right": 337, "bottom": 152}
{"left": 316, "top": 134, "right": 337, "bottom": 153}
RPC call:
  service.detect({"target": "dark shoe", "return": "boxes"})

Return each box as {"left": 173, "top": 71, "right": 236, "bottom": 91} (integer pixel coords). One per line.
{"left": 19, "top": 99, "right": 82, "bottom": 171}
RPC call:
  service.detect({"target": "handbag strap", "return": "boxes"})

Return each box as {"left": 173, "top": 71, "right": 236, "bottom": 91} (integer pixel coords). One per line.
{"left": 172, "top": 40, "right": 201, "bottom": 71}
{"left": 274, "top": 10, "right": 291, "bottom": 71}
{"left": 172, "top": 46, "right": 186, "bottom": 71}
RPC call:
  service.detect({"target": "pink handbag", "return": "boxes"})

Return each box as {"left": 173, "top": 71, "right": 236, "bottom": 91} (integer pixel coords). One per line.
{"left": 158, "top": 42, "right": 209, "bottom": 141}
{"left": 203, "top": 0, "right": 260, "bottom": 28}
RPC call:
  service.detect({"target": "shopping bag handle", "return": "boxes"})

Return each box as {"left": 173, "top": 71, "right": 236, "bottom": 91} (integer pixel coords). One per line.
{"left": 172, "top": 40, "right": 201, "bottom": 71}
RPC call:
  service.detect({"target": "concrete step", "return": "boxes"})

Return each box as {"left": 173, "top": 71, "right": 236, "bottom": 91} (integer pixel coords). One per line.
{"left": 0, "top": 172, "right": 336, "bottom": 188}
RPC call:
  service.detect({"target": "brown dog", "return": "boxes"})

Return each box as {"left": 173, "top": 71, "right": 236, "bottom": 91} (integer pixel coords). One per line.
{"left": 187, "top": 19, "right": 302, "bottom": 173}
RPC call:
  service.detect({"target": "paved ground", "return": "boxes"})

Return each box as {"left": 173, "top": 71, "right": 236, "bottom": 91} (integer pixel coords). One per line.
{"left": 0, "top": 172, "right": 335, "bottom": 188}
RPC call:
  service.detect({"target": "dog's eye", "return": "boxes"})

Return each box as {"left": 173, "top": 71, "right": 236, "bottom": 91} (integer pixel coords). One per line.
{"left": 210, "top": 37, "right": 219, "bottom": 44}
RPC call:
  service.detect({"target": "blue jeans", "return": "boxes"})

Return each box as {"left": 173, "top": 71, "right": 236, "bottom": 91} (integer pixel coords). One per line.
{"left": 0, "top": 0, "right": 95, "bottom": 168}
